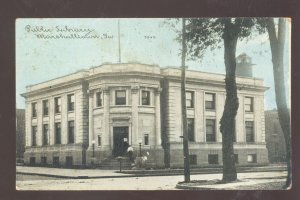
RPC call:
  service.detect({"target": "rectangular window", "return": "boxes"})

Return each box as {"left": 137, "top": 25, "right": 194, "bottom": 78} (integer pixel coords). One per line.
{"left": 55, "top": 122, "right": 61, "bottom": 144}
{"left": 68, "top": 94, "right": 75, "bottom": 111}
{"left": 142, "top": 90, "right": 150, "bottom": 105}
{"left": 66, "top": 156, "right": 73, "bottom": 168}
{"left": 115, "top": 90, "right": 126, "bottom": 105}
{"left": 208, "top": 154, "right": 219, "bottom": 164}
{"left": 187, "top": 118, "right": 195, "bottom": 142}
{"left": 186, "top": 91, "right": 194, "bottom": 108}
{"left": 42, "top": 124, "right": 49, "bottom": 146}
{"left": 246, "top": 121, "right": 254, "bottom": 142}
{"left": 247, "top": 154, "right": 257, "bottom": 163}
{"left": 205, "top": 93, "right": 216, "bottom": 110}
{"left": 98, "top": 135, "right": 101, "bottom": 146}
{"left": 41, "top": 157, "right": 47, "bottom": 166}
{"left": 68, "top": 121, "right": 75, "bottom": 144}
{"left": 96, "top": 92, "right": 103, "bottom": 107}
{"left": 53, "top": 156, "right": 59, "bottom": 167}
{"left": 43, "top": 100, "right": 49, "bottom": 116}
{"left": 206, "top": 119, "right": 216, "bottom": 142}
{"left": 55, "top": 97, "right": 61, "bottom": 114}
{"left": 30, "top": 157, "right": 36, "bottom": 165}
{"left": 32, "top": 126, "right": 37, "bottom": 146}
{"left": 144, "top": 134, "right": 149, "bottom": 145}
{"left": 189, "top": 155, "right": 197, "bottom": 165}
{"left": 32, "top": 103, "right": 37, "bottom": 118}
{"left": 234, "top": 154, "right": 239, "bottom": 164}
{"left": 245, "top": 97, "right": 254, "bottom": 112}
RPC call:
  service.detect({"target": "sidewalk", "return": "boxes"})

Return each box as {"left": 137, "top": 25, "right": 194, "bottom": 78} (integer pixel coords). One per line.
{"left": 16, "top": 166, "right": 132, "bottom": 179}
{"left": 176, "top": 171, "right": 287, "bottom": 190}
{"left": 16, "top": 164, "right": 287, "bottom": 179}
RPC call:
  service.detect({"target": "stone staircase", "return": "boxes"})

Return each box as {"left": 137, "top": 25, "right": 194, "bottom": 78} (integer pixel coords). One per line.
{"left": 98, "top": 156, "right": 133, "bottom": 170}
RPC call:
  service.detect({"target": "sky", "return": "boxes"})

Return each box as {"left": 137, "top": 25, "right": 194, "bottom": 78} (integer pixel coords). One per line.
{"left": 16, "top": 18, "right": 291, "bottom": 110}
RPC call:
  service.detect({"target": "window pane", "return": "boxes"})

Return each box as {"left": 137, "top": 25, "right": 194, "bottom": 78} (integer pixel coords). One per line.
{"left": 98, "top": 135, "right": 101, "bottom": 146}
{"left": 43, "top": 100, "right": 49, "bottom": 116}
{"left": 142, "top": 91, "right": 149, "bottom": 98}
{"left": 96, "top": 92, "right": 102, "bottom": 107}
{"left": 246, "top": 121, "right": 254, "bottom": 142}
{"left": 69, "top": 121, "right": 74, "bottom": 127}
{"left": 70, "top": 95, "right": 75, "bottom": 102}
{"left": 186, "top": 91, "right": 193, "bottom": 108}
{"left": 186, "top": 100, "right": 191, "bottom": 108}
{"left": 55, "top": 97, "right": 61, "bottom": 113}
{"left": 32, "top": 126, "right": 37, "bottom": 146}
{"left": 68, "top": 121, "right": 74, "bottom": 143}
{"left": 208, "top": 154, "right": 218, "bottom": 164}
{"left": 205, "top": 93, "right": 215, "bottom": 109}
{"left": 206, "top": 119, "right": 216, "bottom": 142}
{"left": 116, "top": 90, "right": 126, "bottom": 105}
{"left": 245, "top": 97, "right": 253, "bottom": 112}
{"left": 144, "top": 134, "right": 149, "bottom": 145}
{"left": 55, "top": 123, "right": 61, "bottom": 144}
{"left": 186, "top": 92, "right": 191, "bottom": 99}
{"left": 142, "top": 91, "right": 150, "bottom": 105}
{"left": 187, "top": 118, "right": 194, "bottom": 142}
{"left": 32, "top": 103, "right": 37, "bottom": 117}
{"left": 43, "top": 124, "right": 48, "bottom": 145}
{"left": 245, "top": 97, "right": 251, "bottom": 104}
{"left": 116, "top": 91, "right": 126, "bottom": 98}
{"left": 205, "top": 93, "right": 214, "bottom": 101}
{"left": 68, "top": 94, "right": 74, "bottom": 111}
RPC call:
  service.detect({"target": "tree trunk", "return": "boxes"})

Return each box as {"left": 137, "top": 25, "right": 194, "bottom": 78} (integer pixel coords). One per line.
{"left": 181, "top": 18, "right": 190, "bottom": 182}
{"left": 266, "top": 18, "right": 291, "bottom": 188}
{"left": 220, "top": 20, "right": 239, "bottom": 182}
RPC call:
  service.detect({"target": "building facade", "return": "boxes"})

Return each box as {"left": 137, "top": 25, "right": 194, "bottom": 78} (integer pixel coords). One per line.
{"left": 22, "top": 62, "right": 269, "bottom": 168}
{"left": 265, "top": 110, "right": 287, "bottom": 163}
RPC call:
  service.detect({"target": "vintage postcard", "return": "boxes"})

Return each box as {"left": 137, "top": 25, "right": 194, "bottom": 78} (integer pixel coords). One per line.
{"left": 16, "top": 18, "right": 291, "bottom": 190}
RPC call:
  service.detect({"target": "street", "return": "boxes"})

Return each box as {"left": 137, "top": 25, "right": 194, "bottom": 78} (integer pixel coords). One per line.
{"left": 16, "top": 171, "right": 287, "bottom": 190}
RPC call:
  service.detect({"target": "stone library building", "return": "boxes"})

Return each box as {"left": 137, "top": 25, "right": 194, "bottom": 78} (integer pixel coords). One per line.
{"left": 21, "top": 54, "right": 269, "bottom": 168}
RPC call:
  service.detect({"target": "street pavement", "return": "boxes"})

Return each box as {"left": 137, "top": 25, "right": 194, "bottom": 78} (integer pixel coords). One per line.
{"left": 16, "top": 164, "right": 286, "bottom": 179}
{"left": 16, "top": 171, "right": 287, "bottom": 190}
{"left": 16, "top": 166, "right": 128, "bottom": 178}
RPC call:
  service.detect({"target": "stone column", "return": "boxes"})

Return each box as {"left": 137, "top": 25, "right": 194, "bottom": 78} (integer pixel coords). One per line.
{"left": 103, "top": 87, "right": 110, "bottom": 150}
{"left": 131, "top": 85, "right": 139, "bottom": 146}
{"left": 88, "top": 90, "right": 94, "bottom": 148}
{"left": 155, "top": 87, "right": 162, "bottom": 147}
{"left": 37, "top": 100, "right": 43, "bottom": 146}
{"left": 49, "top": 98, "right": 55, "bottom": 145}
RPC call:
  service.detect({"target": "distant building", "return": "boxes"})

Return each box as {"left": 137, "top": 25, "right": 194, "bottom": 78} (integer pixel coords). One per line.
{"left": 16, "top": 109, "right": 25, "bottom": 159}
{"left": 265, "top": 110, "right": 287, "bottom": 163}
{"left": 21, "top": 55, "right": 269, "bottom": 168}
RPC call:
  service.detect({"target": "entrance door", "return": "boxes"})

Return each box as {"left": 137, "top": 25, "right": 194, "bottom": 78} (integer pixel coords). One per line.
{"left": 113, "top": 126, "right": 129, "bottom": 157}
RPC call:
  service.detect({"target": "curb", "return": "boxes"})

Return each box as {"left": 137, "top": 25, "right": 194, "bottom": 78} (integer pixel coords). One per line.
{"left": 16, "top": 172, "right": 136, "bottom": 179}
{"left": 17, "top": 166, "right": 287, "bottom": 180}
{"left": 176, "top": 184, "right": 214, "bottom": 190}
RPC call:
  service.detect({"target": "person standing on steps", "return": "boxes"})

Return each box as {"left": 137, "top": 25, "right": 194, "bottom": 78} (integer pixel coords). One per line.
{"left": 127, "top": 145, "right": 134, "bottom": 163}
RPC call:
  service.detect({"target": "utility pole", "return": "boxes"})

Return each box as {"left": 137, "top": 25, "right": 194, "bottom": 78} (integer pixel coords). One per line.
{"left": 118, "top": 19, "right": 121, "bottom": 63}
{"left": 181, "top": 18, "right": 190, "bottom": 182}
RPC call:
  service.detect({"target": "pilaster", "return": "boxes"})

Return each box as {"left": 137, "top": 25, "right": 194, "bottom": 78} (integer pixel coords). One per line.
{"left": 131, "top": 85, "right": 139, "bottom": 145}
{"left": 88, "top": 90, "right": 94, "bottom": 147}
{"left": 155, "top": 87, "right": 162, "bottom": 147}
{"left": 103, "top": 87, "right": 111, "bottom": 149}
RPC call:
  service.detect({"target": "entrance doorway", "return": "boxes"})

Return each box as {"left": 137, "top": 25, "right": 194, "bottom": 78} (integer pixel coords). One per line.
{"left": 113, "top": 126, "right": 129, "bottom": 157}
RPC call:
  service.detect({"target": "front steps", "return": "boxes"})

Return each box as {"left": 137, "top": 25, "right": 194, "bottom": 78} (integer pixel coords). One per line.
{"left": 98, "top": 157, "right": 133, "bottom": 170}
